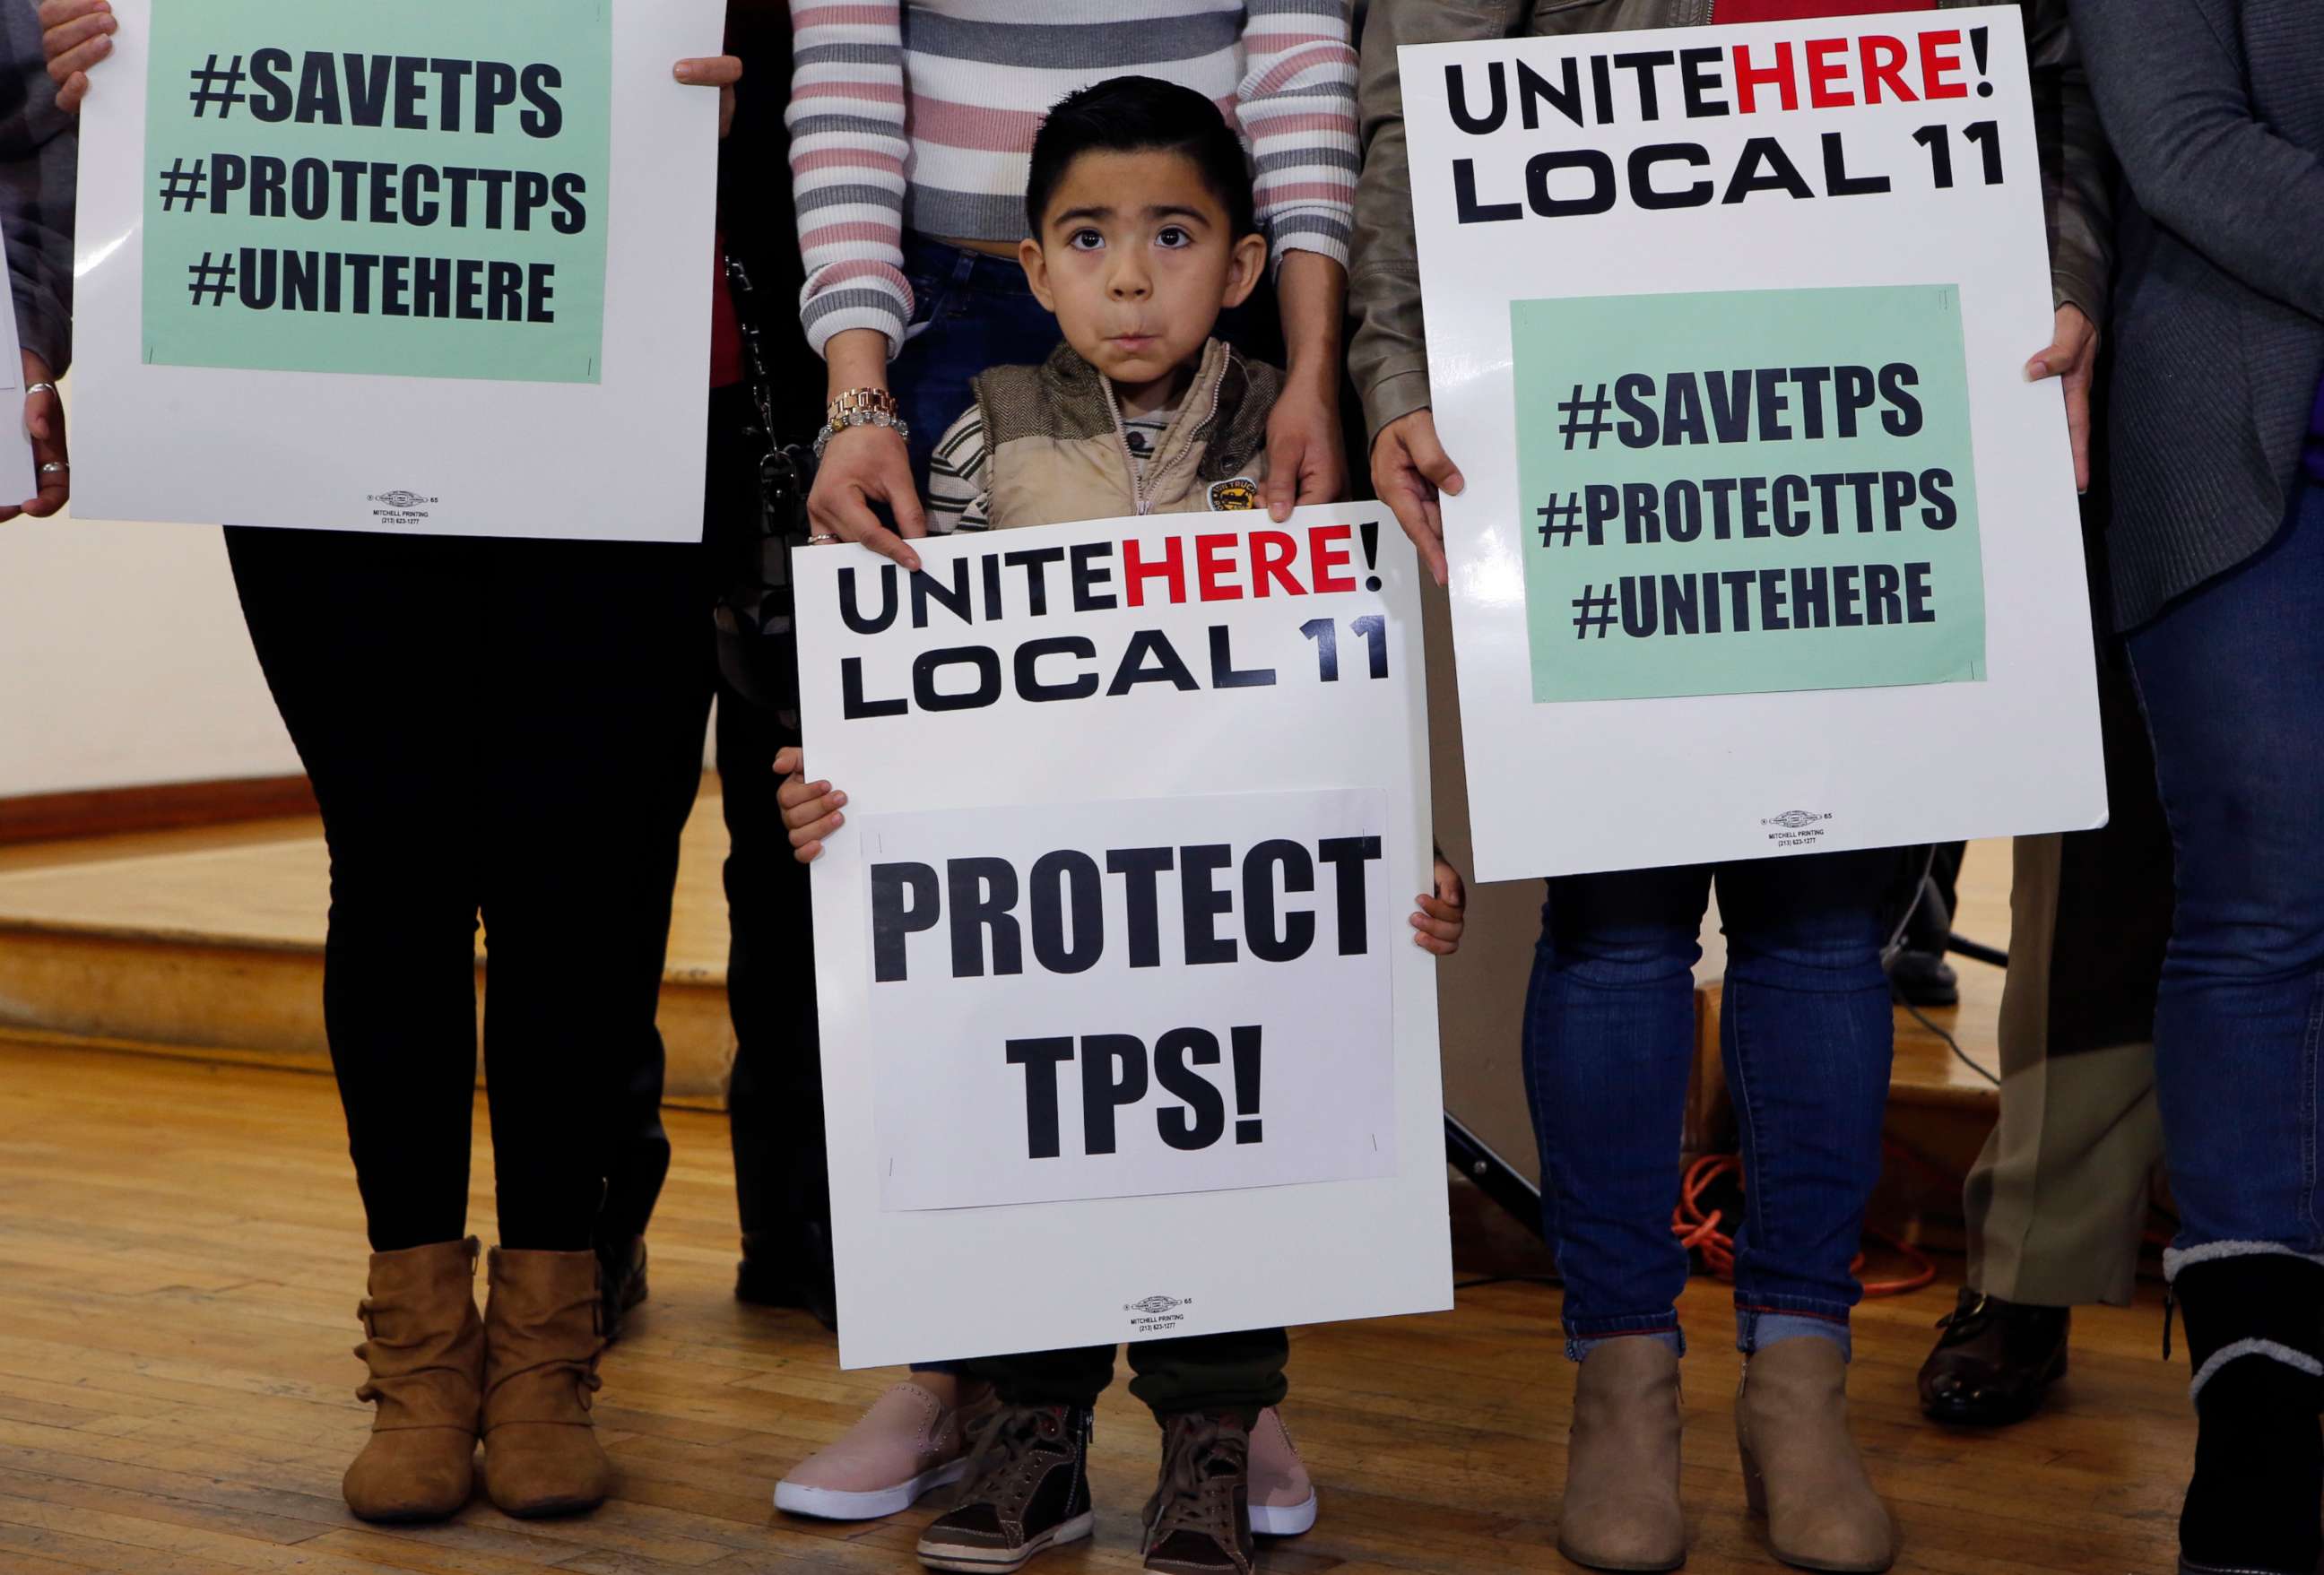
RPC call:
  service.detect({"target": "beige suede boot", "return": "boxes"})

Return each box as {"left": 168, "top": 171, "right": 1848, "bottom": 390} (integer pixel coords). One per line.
{"left": 1557, "top": 1337, "right": 1687, "bottom": 1571}
{"left": 343, "top": 1237, "right": 485, "bottom": 1523}
{"left": 480, "top": 1248, "right": 612, "bottom": 1518}
{"left": 1734, "top": 1337, "right": 1896, "bottom": 1572}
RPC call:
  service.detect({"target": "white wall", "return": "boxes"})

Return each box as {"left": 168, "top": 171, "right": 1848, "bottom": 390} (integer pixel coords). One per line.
{"left": 0, "top": 444, "right": 299, "bottom": 799}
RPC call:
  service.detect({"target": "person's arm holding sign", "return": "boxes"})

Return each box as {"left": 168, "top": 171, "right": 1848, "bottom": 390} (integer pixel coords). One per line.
{"left": 2022, "top": 3, "right": 2113, "bottom": 493}
{"left": 1346, "top": 0, "right": 1486, "bottom": 587}
{"left": 787, "top": 5, "right": 925, "bottom": 573}
{"left": 772, "top": 748, "right": 1468, "bottom": 956}
{"left": 1238, "top": 5, "right": 1361, "bottom": 523}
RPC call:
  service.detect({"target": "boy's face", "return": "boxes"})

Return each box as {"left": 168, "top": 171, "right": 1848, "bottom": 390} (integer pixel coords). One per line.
{"left": 1019, "top": 148, "right": 1267, "bottom": 411}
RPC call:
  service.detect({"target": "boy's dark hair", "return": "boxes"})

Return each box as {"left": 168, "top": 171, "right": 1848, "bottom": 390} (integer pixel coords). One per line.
{"left": 1026, "top": 76, "right": 1257, "bottom": 240}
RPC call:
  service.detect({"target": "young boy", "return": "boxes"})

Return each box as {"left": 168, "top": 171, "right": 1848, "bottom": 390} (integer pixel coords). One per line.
{"left": 776, "top": 77, "right": 1467, "bottom": 1575}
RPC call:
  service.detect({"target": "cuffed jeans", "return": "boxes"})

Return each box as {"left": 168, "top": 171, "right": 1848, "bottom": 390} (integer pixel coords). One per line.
{"left": 1524, "top": 851, "right": 1898, "bottom": 1361}
{"left": 2129, "top": 477, "right": 2324, "bottom": 1275}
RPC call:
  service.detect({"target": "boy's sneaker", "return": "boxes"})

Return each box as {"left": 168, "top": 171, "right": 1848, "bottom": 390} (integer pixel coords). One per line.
{"left": 916, "top": 1403, "right": 1094, "bottom": 1571}
{"left": 776, "top": 1381, "right": 988, "bottom": 1520}
{"left": 1141, "top": 1413, "right": 1254, "bottom": 1575}
{"left": 1247, "top": 1407, "right": 1317, "bottom": 1536}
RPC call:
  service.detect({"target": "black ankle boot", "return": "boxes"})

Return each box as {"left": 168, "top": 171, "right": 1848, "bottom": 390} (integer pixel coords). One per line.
{"left": 2173, "top": 1252, "right": 2324, "bottom": 1575}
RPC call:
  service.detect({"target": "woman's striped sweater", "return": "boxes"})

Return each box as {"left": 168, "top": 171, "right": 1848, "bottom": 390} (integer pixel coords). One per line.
{"left": 786, "top": 1, "right": 1358, "bottom": 357}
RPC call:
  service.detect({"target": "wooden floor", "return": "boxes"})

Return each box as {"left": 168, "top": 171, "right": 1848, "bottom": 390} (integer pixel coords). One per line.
{"left": 0, "top": 1034, "right": 2189, "bottom": 1575}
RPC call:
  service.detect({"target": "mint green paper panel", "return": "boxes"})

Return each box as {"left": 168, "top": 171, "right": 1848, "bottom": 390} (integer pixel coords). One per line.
{"left": 142, "top": 0, "right": 611, "bottom": 383}
{"left": 1512, "top": 285, "right": 1984, "bottom": 703}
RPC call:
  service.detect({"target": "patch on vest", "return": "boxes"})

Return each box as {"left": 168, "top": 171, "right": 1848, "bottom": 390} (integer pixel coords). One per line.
{"left": 1208, "top": 476, "right": 1260, "bottom": 511}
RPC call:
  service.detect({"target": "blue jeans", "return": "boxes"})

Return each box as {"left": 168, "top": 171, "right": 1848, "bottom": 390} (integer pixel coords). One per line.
{"left": 2129, "top": 477, "right": 2324, "bottom": 1274}
{"left": 889, "top": 236, "right": 1064, "bottom": 498}
{"left": 1523, "top": 851, "right": 1897, "bottom": 1361}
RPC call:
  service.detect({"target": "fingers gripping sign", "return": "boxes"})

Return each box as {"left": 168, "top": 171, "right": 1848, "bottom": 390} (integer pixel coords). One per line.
{"left": 1371, "top": 410, "right": 1466, "bottom": 589}
{"left": 2023, "top": 304, "right": 2099, "bottom": 494}
{"left": 40, "top": 0, "right": 117, "bottom": 112}
{"left": 775, "top": 745, "right": 848, "bottom": 863}
{"left": 809, "top": 423, "right": 927, "bottom": 574}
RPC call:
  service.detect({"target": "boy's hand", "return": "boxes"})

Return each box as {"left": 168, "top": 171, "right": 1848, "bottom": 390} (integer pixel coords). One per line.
{"left": 1372, "top": 410, "right": 1465, "bottom": 589}
{"left": 1411, "top": 858, "right": 1466, "bottom": 957}
{"left": 774, "top": 745, "right": 848, "bottom": 864}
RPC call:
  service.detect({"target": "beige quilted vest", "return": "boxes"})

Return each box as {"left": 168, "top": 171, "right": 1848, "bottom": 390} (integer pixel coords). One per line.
{"left": 973, "top": 338, "right": 1282, "bottom": 530}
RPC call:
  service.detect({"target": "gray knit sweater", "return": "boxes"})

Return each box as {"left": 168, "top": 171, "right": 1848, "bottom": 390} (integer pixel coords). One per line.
{"left": 2069, "top": 0, "right": 2324, "bottom": 629}
{"left": 0, "top": 6, "right": 75, "bottom": 375}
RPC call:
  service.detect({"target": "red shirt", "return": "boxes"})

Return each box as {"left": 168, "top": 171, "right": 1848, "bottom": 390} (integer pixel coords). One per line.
{"left": 1716, "top": 0, "right": 1933, "bottom": 18}
{"left": 710, "top": 231, "right": 743, "bottom": 389}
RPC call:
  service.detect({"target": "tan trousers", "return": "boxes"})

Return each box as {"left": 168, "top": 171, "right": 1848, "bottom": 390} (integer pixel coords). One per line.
{"left": 1964, "top": 834, "right": 2167, "bottom": 1308}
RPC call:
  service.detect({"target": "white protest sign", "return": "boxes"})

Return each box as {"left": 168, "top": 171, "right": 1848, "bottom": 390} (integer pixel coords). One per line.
{"left": 69, "top": 0, "right": 723, "bottom": 540}
{"left": 797, "top": 505, "right": 1451, "bottom": 1369}
{"left": 863, "top": 789, "right": 1397, "bottom": 1212}
{"left": 1404, "top": 6, "right": 2103, "bottom": 879}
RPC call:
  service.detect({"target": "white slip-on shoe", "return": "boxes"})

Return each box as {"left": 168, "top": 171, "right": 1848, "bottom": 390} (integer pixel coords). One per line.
{"left": 1247, "top": 1406, "right": 1318, "bottom": 1536}
{"left": 776, "top": 1380, "right": 985, "bottom": 1520}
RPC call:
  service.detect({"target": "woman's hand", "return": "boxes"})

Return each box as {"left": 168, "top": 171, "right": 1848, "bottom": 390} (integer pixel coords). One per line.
{"left": 1, "top": 351, "right": 68, "bottom": 523}
{"left": 672, "top": 55, "right": 741, "bottom": 140}
{"left": 775, "top": 746, "right": 847, "bottom": 864}
{"left": 40, "top": 0, "right": 117, "bottom": 112}
{"left": 1410, "top": 858, "right": 1467, "bottom": 957}
{"left": 1371, "top": 409, "right": 1465, "bottom": 588}
{"left": 1262, "top": 376, "right": 1348, "bottom": 522}
{"left": 806, "top": 327, "right": 924, "bottom": 570}
{"left": 2025, "top": 303, "right": 2100, "bottom": 494}
{"left": 809, "top": 423, "right": 926, "bottom": 573}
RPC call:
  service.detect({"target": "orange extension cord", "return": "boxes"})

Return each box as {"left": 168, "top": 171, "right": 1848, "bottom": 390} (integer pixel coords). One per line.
{"left": 1671, "top": 1148, "right": 1938, "bottom": 1298}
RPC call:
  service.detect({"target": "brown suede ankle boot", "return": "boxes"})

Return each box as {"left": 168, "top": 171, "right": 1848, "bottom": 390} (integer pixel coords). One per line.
{"left": 480, "top": 1247, "right": 612, "bottom": 1518}
{"left": 1558, "top": 1337, "right": 1687, "bottom": 1571}
{"left": 343, "top": 1237, "right": 485, "bottom": 1523}
{"left": 1734, "top": 1337, "right": 1895, "bottom": 1572}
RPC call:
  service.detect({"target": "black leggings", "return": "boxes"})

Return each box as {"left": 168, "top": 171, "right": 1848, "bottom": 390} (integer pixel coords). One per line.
{"left": 226, "top": 524, "right": 715, "bottom": 1252}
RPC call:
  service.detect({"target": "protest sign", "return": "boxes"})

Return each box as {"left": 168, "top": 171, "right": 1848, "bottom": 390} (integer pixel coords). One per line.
{"left": 69, "top": 0, "right": 723, "bottom": 539}
{"left": 1405, "top": 6, "right": 2105, "bottom": 878}
{"left": 796, "top": 506, "right": 1452, "bottom": 1369}
{"left": 864, "top": 790, "right": 1398, "bottom": 1212}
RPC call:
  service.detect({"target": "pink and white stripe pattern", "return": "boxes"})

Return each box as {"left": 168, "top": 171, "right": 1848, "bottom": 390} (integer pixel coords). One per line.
{"left": 787, "top": 1, "right": 1358, "bottom": 358}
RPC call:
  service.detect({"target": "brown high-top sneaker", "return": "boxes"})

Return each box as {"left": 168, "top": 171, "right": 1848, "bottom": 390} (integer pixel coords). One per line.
{"left": 343, "top": 1237, "right": 485, "bottom": 1523}
{"left": 1735, "top": 1337, "right": 1896, "bottom": 1572}
{"left": 480, "top": 1248, "right": 612, "bottom": 1518}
